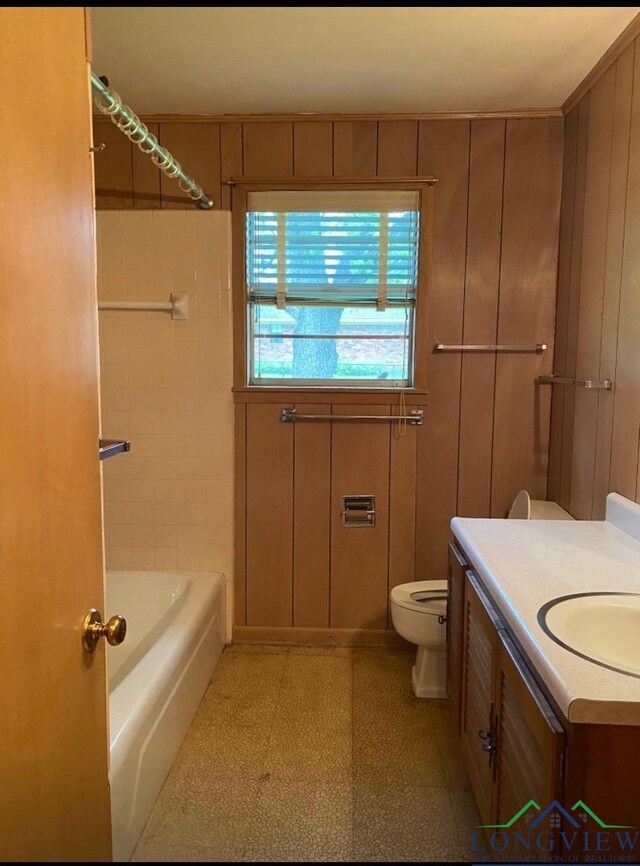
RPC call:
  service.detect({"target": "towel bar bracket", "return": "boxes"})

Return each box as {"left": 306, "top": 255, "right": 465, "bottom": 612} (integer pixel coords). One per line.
{"left": 537, "top": 375, "right": 614, "bottom": 391}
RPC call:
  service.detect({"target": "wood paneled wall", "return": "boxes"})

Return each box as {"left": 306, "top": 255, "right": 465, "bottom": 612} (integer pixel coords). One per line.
{"left": 548, "top": 39, "right": 640, "bottom": 518}
{"left": 94, "top": 114, "right": 563, "bottom": 629}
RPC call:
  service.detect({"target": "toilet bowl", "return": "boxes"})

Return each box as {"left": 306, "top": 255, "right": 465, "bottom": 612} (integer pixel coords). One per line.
{"left": 390, "top": 580, "right": 447, "bottom": 699}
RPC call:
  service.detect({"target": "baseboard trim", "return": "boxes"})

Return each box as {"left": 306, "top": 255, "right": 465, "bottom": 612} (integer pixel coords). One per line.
{"left": 232, "top": 625, "right": 412, "bottom": 649}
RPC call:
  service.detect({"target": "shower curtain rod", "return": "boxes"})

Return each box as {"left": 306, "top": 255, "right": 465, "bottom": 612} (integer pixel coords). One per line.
{"left": 90, "top": 73, "right": 214, "bottom": 210}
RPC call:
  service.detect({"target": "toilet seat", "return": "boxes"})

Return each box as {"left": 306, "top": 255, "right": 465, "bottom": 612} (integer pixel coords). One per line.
{"left": 390, "top": 580, "right": 447, "bottom": 615}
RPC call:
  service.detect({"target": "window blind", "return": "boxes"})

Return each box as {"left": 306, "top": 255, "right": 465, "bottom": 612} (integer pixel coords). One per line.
{"left": 246, "top": 190, "right": 420, "bottom": 309}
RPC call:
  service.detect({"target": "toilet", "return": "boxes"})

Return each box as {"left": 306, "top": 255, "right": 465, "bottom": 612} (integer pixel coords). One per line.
{"left": 390, "top": 580, "right": 448, "bottom": 699}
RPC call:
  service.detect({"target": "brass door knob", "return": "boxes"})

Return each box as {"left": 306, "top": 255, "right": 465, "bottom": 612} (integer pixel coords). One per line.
{"left": 82, "top": 608, "right": 127, "bottom": 652}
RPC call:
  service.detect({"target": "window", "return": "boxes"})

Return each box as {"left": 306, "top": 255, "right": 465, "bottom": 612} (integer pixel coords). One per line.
{"left": 245, "top": 189, "right": 421, "bottom": 387}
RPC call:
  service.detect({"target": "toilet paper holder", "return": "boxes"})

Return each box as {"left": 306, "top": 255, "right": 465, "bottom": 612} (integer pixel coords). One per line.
{"left": 342, "top": 495, "right": 376, "bottom": 528}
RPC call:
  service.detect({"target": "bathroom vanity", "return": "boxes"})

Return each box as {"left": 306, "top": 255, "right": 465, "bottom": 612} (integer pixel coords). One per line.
{"left": 447, "top": 494, "right": 640, "bottom": 857}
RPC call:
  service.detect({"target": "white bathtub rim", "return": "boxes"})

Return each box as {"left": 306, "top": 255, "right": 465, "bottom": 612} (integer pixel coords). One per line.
{"left": 107, "top": 570, "right": 225, "bottom": 861}
{"left": 108, "top": 570, "right": 224, "bottom": 753}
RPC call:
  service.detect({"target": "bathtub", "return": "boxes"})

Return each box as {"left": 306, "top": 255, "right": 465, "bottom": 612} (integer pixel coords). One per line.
{"left": 107, "top": 570, "right": 225, "bottom": 862}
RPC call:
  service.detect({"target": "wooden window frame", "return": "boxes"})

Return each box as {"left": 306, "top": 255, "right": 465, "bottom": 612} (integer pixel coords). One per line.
{"left": 231, "top": 178, "right": 433, "bottom": 404}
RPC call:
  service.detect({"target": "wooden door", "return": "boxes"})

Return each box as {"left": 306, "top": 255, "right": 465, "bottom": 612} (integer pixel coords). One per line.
{"left": 0, "top": 8, "right": 112, "bottom": 860}
{"left": 460, "top": 572, "right": 502, "bottom": 826}
{"left": 446, "top": 540, "right": 467, "bottom": 733}
{"left": 493, "top": 632, "right": 565, "bottom": 827}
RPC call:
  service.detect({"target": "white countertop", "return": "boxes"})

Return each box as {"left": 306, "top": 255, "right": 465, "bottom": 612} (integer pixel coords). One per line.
{"left": 451, "top": 494, "right": 640, "bottom": 725}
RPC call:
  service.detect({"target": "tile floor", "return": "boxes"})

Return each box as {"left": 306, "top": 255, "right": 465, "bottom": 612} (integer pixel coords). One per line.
{"left": 133, "top": 645, "right": 479, "bottom": 862}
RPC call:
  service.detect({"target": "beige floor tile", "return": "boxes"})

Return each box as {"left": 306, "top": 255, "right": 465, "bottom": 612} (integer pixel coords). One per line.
{"left": 263, "top": 723, "right": 352, "bottom": 784}
{"left": 134, "top": 842, "right": 245, "bottom": 862}
{"left": 447, "top": 786, "right": 481, "bottom": 861}
{"left": 243, "top": 779, "right": 353, "bottom": 862}
{"left": 438, "top": 730, "right": 472, "bottom": 791}
{"left": 353, "top": 690, "right": 447, "bottom": 786}
{"left": 352, "top": 780, "right": 463, "bottom": 862}
{"left": 279, "top": 653, "right": 352, "bottom": 697}
{"left": 287, "top": 645, "right": 354, "bottom": 657}
{"left": 134, "top": 776, "right": 257, "bottom": 861}
{"left": 262, "top": 652, "right": 353, "bottom": 783}
{"left": 194, "top": 652, "right": 287, "bottom": 730}
{"left": 170, "top": 721, "right": 271, "bottom": 781}
{"left": 352, "top": 648, "right": 415, "bottom": 695}
{"left": 226, "top": 643, "right": 290, "bottom": 655}
{"left": 352, "top": 742, "right": 447, "bottom": 787}
{"left": 134, "top": 647, "right": 468, "bottom": 862}
{"left": 206, "top": 649, "right": 288, "bottom": 695}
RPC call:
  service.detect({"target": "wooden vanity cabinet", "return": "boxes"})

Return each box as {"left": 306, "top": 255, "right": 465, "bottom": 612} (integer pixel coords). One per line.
{"left": 492, "top": 630, "right": 565, "bottom": 824}
{"left": 460, "top": 572, "right": 565, "bottom": 832}
{"left": 449, "top": 537, "right": 640, "bottom": 857}
{"left": 446, "top": 541, "right": 467, "bottom": 733}
{"left": 460, "top": 572, "right": 502, "bottom": 826}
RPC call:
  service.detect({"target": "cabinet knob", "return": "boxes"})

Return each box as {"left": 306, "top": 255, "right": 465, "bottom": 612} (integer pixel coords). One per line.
{"left": 482, "top": 743, "right": 496, "bottom": 753}
{"left": 478, "top": 729, "right": 491, "bottom": 739}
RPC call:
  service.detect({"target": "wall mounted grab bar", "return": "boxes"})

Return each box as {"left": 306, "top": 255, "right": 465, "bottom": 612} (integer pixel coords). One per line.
{"left": 537, "top": 374, "right": 614, "bottom": 391}
{"left": 434, "top": 341, "right": 547, "bottom": 353}
{"left": 98, "top": 293, "right": 189, "bottom": 320}
{"left": 281, "top": 408, "right": 424, "bottom": 425}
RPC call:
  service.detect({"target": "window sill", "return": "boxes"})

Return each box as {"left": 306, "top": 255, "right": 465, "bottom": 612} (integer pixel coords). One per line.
{"left": 232, "top": 386, "right": 429, "bottom": 405}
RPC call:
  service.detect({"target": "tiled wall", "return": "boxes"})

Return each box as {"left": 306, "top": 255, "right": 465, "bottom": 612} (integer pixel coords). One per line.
{"left": 96, "top": 210, "right": 234, "bottom": 634}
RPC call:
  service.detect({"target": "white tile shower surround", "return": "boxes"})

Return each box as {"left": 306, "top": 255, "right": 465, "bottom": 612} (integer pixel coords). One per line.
{"left": 97, "top": 211, "right": 234, "bottom": 637}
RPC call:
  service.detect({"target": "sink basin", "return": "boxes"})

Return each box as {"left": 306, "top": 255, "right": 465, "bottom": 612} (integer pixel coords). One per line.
{"left": 538, "top": 592, "right": 640, "bottom": 678}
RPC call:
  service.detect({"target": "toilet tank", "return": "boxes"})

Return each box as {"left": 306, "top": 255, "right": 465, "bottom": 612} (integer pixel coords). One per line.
{"left": 507, "top": 490, "right": 574, "bottom": 520}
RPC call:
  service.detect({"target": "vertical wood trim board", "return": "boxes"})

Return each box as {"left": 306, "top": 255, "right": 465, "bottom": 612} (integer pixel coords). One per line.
{"left": 132, "top": 121, "right": 161, "bottom": 208}
{"left": 220, "top": 122, "right": 243, "bottom": 209}
{"left": 377, "top": 121, "right": 419, "bottom": 176}
{"left": 610, "top": 40, "right": 640, "bottom": 502}
{"left": 159, "top": 122, "right": 221, "bottom": 209}
{"left": 333, "top": 121, "right": 377, "bottom": 176}
{"left": 292, "top": 404, "right": 331, "bottom": 628}
{"left": 387, "top": 411, "right": 419, "bottom": 627}
{"left": 330, "top": 405, "right": 391, "bottom": 630}
{"left": 547, "top": 107, "right": 579, "bottom": 504}
{"left": 457, "top": 119, "right": 505, "bottom": 517}
{"left": 490, "top": 118, "right": 563, "bottom": 517}
{"left": 552, "top": 36, "right": 640, "bottom": 518}
{"left": 242, "top": 122, "right": 294, "bottom": 177}
{"left": 293, "top": 122, "right": 333, "bottom": 177}
{"left": 234, "top": 403, "right": 247, "bottom": 626}
{"left": 245, "top": 404, "right": 293, "bottom": 626}
{"left": 93, "top": 122, "right": 134, "bottom": 209}
{"left": 569, "top": 68, "right": 616, "bottom": 519}
{"left": 593, "top": 47, "right": 634, "bottom": 517}
{"left": 559, "top": 97, "right": 591, "bottom": 511}
{"left": 415, "top": 120, "right": 471, "bottom": 580}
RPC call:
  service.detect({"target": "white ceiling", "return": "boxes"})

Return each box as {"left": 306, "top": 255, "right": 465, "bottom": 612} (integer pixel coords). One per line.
{"left": 91, "top": 7, "right": 640, "bottom": 115}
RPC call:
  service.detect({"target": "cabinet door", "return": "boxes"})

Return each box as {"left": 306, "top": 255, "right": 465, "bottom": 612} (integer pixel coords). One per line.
{"left": 493, "top": 632, "right": 565, "bottom": 827}
{"left": 447, "top": 540, "right": 467, "bottom": 733}
{"left": 461, "top": 572, "right": 502, "bottom": 826}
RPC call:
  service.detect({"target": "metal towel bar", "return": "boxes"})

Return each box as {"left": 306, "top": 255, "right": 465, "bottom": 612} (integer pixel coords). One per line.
{"left": 434, "top": 341, "right": 547, "bottom": 353}
{"left": 98, "top": 293, "right": 189, "bottom": 320}
{"left": 537, "top": 375, "right": 614, "bottom": 391}
{"left": 281, "top": 408, "right": 424, "bottom": 425}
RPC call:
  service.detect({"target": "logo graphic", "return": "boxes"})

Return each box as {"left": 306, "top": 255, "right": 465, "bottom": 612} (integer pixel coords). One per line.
{"left": 472, "top": 799, "right": 638, "bottom": 861}
{"left": 480, "top": 799, "right": 633, "bottom": 830}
